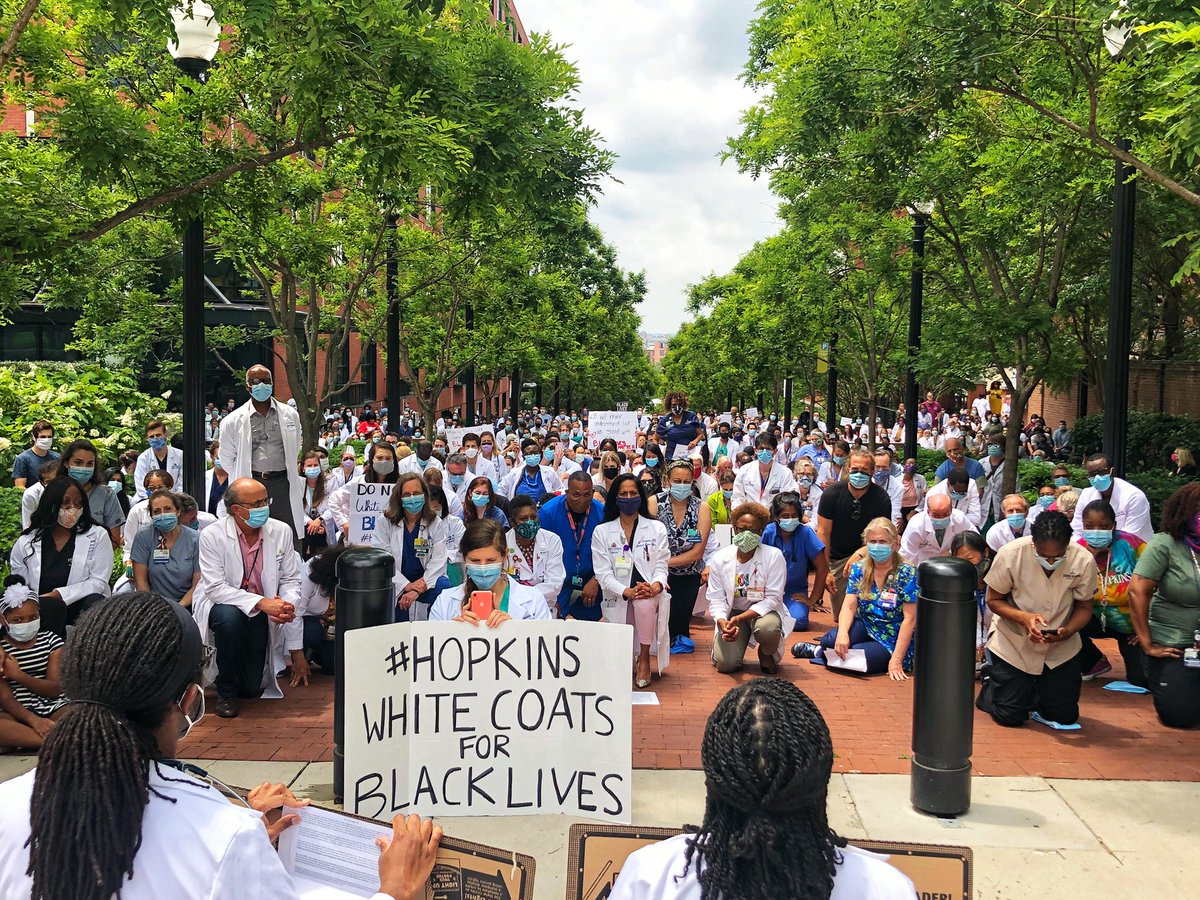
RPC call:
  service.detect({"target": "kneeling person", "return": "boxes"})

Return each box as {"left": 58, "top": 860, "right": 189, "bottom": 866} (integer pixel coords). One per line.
{"left": 430, "top": 520, "right": 554, "bottom": 624}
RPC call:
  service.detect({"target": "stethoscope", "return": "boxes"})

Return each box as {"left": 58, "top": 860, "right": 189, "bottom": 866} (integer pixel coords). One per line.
{"left": 158, "top": 759, "right": 253, "bottom": 809}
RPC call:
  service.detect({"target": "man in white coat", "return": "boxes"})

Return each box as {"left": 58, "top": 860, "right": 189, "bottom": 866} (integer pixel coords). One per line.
{"left": 216, "top": 365, "right": 304, "bottom": 539}
{"left": 194, "top": 477, "right": 304, "bottom": 718}
{"left": 133, "top": 419, "right": 184, "bottom": 499}
{"left": 1071, "top": 453, "right": 1154, "bottom": 543}
{"left": 900, "top": 493, "right": 974, "bottom": 566}
{"left": 732, "top": 436, "right": 797, "bottom": 507}
{"left": 927, "top": 467, "right": 984, "bottom": 530}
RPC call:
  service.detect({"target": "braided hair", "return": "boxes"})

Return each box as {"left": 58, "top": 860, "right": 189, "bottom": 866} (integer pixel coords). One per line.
{"left": 682, "top": 678, "right": 846, "bottom": 899}
{"left": 28, "top": 592, "right": 202, "bottom": 900}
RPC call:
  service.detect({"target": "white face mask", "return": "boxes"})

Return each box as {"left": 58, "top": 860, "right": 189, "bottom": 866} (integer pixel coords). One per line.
{"left": 57, "top": 507, "right": 82, "bottom": 529}
{"left": 464, "top": 448, "right": 478, "bottom": 460}
{"left": 35, "top": 437, "right": 53, "bottom": 451}
{"left": 4, "top": 618, "right": 40, "bottom": 642}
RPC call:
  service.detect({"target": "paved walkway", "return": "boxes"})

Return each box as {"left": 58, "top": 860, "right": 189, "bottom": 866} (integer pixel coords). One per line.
{"left": 184, "top": 608, "right": 1200, "bottom": 781}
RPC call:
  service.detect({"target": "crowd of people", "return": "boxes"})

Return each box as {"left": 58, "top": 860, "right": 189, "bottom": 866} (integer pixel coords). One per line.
{"left": 2, "top": 377, "right": 1198, "bottom": 740}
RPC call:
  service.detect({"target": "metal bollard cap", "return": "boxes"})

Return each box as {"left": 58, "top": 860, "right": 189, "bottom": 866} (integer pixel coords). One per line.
{"left": 336, "top": 545, "right": 395, "bottom": 591}
{"left": 917, "top": 556, "right": 977, "bottom": 602}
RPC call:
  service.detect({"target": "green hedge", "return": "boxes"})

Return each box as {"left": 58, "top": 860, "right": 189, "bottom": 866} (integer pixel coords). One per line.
{"left": 1072, "top": 411, "right": 1200, "bottom": 471}
{"left": 0, "top": 486, "right": 20, "bottom": 563}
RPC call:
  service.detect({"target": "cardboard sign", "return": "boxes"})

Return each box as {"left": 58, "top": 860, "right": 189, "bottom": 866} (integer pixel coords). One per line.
{"left": 586, "top": 411, "right": 639, "bottom": 453}
{"left": 563, "top": 824, "right": 972, "bottom": 900}
{"left": 345, "top": 621, "right": 634, "bottom": 823}
{"left": 445, "top": 425, "right": 496, "bottom": 453}
{"left": 348, "top": 481, "right": 393, "bottom": 545}
{"left": 277, "top": 803, "right": 535, "bottom": 900}
{"left": 744, "top": 406, "right": 759, "bottom": 419}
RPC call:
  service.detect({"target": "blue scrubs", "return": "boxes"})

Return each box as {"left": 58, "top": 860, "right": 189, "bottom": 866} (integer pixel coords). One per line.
{"left": 538, "top": 494, "right": 604, "bottom": 620}
{"left": 761, "top": 521, "right": 825, "bottom": 631}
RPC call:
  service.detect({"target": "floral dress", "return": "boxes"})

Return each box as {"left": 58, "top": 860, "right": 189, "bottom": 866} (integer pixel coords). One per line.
{"left": 846, "top": 561, "right": 919, "bottom": 668}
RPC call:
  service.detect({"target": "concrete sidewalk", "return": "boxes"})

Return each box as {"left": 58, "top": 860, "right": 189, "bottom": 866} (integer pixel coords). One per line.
{"left": 0, "top": 756, "right": 1188, "bottom": 898}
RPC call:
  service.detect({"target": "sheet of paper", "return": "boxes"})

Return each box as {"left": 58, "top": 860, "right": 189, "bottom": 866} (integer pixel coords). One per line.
{"left": 824, "top": 648, "right": 869, "bottom": 673}
{"left": 713, "top": 524, "right": 732, "bottom": 548}
{"left": 277, "top": 804, "right": 389, "bottom": 899}
{"left": 631, "top": 692, "right": 659, "bottom": 706}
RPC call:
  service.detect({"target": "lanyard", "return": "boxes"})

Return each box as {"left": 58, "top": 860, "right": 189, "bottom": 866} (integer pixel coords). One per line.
{"left": 566, "top": 508, "right": 588, "bottom": 564}
{"left": 499, "top": 581, "right": 511, "bottom": 614}
{"left": 239, "top": 542, "right": 262, "bottom": 592}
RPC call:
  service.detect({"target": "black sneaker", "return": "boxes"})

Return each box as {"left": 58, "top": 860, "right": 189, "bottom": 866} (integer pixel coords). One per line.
{"left": 791, "top": 641, "right": 820, "bottom": 660}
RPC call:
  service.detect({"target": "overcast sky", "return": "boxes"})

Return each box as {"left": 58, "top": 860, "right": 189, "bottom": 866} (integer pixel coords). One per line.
{"left": 515, "top": 0, "right": 781, "bottom": 335}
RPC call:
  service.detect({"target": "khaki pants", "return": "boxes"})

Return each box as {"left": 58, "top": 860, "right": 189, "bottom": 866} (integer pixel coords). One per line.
{"left": 830, "top": 556, "right": 853, "bottom": 620}
{"left": 712, "top": 612, "right": 783, "bottom": 673}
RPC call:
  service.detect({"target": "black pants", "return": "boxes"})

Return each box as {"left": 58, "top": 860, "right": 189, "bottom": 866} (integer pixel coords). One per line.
{"left": 39, "top": 593, "right": 104, "bottom": 640}
{"left": 667, "top": 572, "right": 701, "bottom": 640}
{"left": 976, "top": 651, "right": 1082, "bottom": 727}
{"left": 209, "top": 605, "right": 269, "bottom": 700}
{"left": 1078, "top": 616, "right": 1148, "bottom": 687}
{"left": 1146, "top": 656, "right": 1200, "bottom": 729}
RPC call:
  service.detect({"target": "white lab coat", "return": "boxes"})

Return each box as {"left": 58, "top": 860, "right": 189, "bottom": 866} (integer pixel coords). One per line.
{"left": 707, "top": 436, "right": 742, "bottom": 462}
{"left": 134, "top": 446, "right": 184, "bottom": 499}
{"left": 442, "top": 514, "right": 466, "bottom": 564}
{"left": 592, "top": 516, "right": 672, "bottom": 674}
{"left": 373, "top": 513, "right": 449, "bottom": 599}
{"left": 498, "top": 464, "right": 564, "bottom": 499}
{"left": 465, "top": 455, "right": 501, "bottom": 486}
{"left": 123, "top": 499, "right": 151, "bottom": 563}
{"left": 428, "top": 576, "right": 554, "bottom": 622}
{"left": 695, "top": 471, "right": 719, "bottom": 502}
{"left": 816, "top": 459, "right": 847, "bottom": 489}
{"left": 705, "top": 543, "right": 792, "bottom": 663}
{"left": 396, "top": 454, "right": 443, "bottom": 476}
{"left": 927, "top": 479, "right": 984, "bottom": 529}
{"left": 986, "top": 519, "right": 1030, "bottom": 553}
{"left": 0, "top": 767, "right": 362, "bottom": 900}
{"left": 505, "top": 528, "right": 567, "bottom": 614}
{"left": 192, "top": 515, "right": 304, "bottom": 694}
{"left": 1071, "top": 478, "right": 1154, "bottom": 543}
{"left": 900, "top": 509, "right": 975, "bottom": 566}
{"left": 217, "top": 398, "right": 305, "bottom": 538}
{"left": 872, "top": 473, "right": 904, "bottom": 523}
{"left": 609, "top": 833, "right": 916, "bottom": 900}
{"left": 19, "top": 483, "right": 43, "bottom": 529}
{"left": 731, "top": 461, "right": 798, "bottom": 508}
{"left": 8, "top": 524, "right": 113, "bottom": 604}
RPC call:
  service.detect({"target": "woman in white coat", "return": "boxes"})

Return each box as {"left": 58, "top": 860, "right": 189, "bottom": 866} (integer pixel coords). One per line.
{"left": 504, "top": 494, "right": 566, "bottom": 616}
{"left": 374, "top": 473, "right": 449, "bottom": 623}
{"left": 430, "top": 519, "right": 554, "bottom": 623}
{"left": 8, "top": 477, "right": 113, "bottom": 639}
{"left": 592, "top": 474, "right": 671, "bottom": 689}
{"left": 610, "top": 679, "right": 915, "bottom": 900}
{"left": 327, "top": 442, "right": 399, "bottom": 538}
{"left": 123, "top": 470, "right": 175, "bottom": 566}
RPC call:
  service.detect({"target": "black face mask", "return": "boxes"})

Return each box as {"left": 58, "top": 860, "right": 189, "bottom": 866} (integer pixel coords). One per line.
{"left": 603, "top": 467, "right": 619, "bottom": 479}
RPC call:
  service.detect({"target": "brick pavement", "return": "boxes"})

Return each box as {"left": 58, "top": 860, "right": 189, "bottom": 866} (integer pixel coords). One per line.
{"left": 186, "top": 607, "right": 1200, "bottom": 780}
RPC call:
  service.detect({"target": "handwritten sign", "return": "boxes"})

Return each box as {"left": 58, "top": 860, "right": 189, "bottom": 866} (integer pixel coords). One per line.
{"left": 345, "top": 620, "right": 634, "bottom": 823}
{"left": 586, "top": 411, "right": 639, "bottom": 453}
{"left": 349, "top": 482, "right": 393, "bottom": 545}
{"left": 445, "top": 425, "right": 496, "bottom": 453}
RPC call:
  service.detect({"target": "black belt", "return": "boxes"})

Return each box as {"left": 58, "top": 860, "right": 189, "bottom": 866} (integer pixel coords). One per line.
{"left": 253, "top": 470, "right": 288, "bottom": 481}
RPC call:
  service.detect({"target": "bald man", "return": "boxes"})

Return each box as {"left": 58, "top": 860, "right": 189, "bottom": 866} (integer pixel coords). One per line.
{"left": 215, "top": 365, "right": 304, "bottom": 541}
{"left": 900, "top": 493, "right": 975, "bottom": 566}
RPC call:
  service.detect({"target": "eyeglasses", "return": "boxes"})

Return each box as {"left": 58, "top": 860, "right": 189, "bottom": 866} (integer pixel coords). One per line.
{"left": 247, "top": 377, "right": 272, "bottom": 386}
{"left": 234, "top": 497, "right": 272, "bottom": 510}
{"left": 850, "top": 498, "right": 862, "bottom": 521}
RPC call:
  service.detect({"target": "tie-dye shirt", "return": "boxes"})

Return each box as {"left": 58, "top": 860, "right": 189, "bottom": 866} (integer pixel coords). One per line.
{"left": 1076, "top": 531, "right": 1145, "bottom": 635}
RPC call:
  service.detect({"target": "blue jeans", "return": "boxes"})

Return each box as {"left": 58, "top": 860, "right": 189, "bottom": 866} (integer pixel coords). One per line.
{"left": 818, "top": 618, "right": 891, "bottom": 675}
{"left": 302, "top": 616, "right": 336, "bottom": 674}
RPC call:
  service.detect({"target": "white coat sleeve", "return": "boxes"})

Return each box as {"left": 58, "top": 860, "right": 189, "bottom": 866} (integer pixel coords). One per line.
{"left": 133, "top": 452, "right": 153, "bottom": 499}
{"left": 967, "top": 486, "right": 983, "bottom": 529}
{"left": 650, "top": 522, "right": 670, "bottom": 587}
{"left": 20, "top": 488, "right": 38, "bottom": 529}
{"left": 887, "top": 478, "right": 903, "bottom": 522}
{"left": 328, "top": 479, "right": 352, "bottom": 530}
{"left": 60, "top": 529, "right": 113, "bottom": 605}
{"left": 730, "top": 467, "right": 750, "bottom": 508}
{"left": 900, "top": 522, "right": 922, "bottom": 564}
{"left": 707, "top": 556, "right": 732, "bottom": 622}
{"left": 1123, "top": 488, "right": 1155, "bottom": 544}
{"left": 276, "top": 541, "right": 303, "bottom": 606}
{"left": 7, "top": 535, "right": 33, "bottom": 592}
{"left": 540, "top": 531, "right": 566, "bottom": 610}
{"left": 198, "top": 528, "right": 263, "bottom": 617}
{"left": 222, "top": 416, "right": 242, "bottom": 481}
{"left": 423, "top": 519, "right": 448, "bottom": 586}
{"left": 210, "top": 813, "right": 303, "bottom": 900}
{"left": 755, "top": 549, "right": 786, "bottom": 618}
{"left": 591, "top": 527, "right": 625, "bottom": 599}
{"left": 497, "top": 470, "right": 517, "bottom": 500}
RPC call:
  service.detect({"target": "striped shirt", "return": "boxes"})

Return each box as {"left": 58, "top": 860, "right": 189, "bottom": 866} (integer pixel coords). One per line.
{"left": 1, "top": 631, "right": 66, "bottom": 717}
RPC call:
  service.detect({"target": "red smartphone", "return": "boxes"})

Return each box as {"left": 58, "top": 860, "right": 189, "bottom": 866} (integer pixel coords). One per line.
{"left": 469, "top": 591, "right": 494, "bottom": 619}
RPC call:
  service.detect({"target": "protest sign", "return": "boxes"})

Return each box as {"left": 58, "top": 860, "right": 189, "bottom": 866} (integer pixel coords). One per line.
{"left": 345, "top": 620, "right": 634, "bottom": 823}
{"left": 278, "top": 803, "right": 535, "bottom": 900}
{"left": 445, "top": 425, "right": 495, "bottom": 453}
{"left": 745, "top": 406, "right": 760, "bottom": 419}
{"left": 563, "top": 825, "right": 972, "bottom": 900}
{"left": 348, "top": 482, "right": 393, "bottom": 545}
{"left": 586, "top": 411, "right": 639, "bottom": 453}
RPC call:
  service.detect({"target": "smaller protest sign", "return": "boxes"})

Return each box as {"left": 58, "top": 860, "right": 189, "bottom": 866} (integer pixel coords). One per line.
{"left": 445, "top": 425, "right": 495, "bottom": 453}
{"left": 744, "top": 406, "right": 760, "bottom": 419}
{"left": 586, "top": 411, "right": 639, "bottom": 453}
{"left": 348, "top": 481, "right": 393, "bottom": 545}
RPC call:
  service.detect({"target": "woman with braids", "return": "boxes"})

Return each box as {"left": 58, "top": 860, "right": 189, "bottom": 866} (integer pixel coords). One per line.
{"left": 609, "top": 679, "right": 915, "bottom": 899}
{"left": 976, "top": 510, "right": 1096, "bottom": 729}
{"left": 0, "top": 592, "right": 443, "bottom": 899}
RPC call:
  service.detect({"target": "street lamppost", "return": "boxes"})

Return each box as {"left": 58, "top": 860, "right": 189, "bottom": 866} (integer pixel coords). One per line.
{"left": 1102, "top": 11, "right": 1135, "bottom": 476}
{"left": 904, "top": 201, "right": 934, "bottom": 462}
{"left": 168, "top": 1, "right": 220, "bottom": 499}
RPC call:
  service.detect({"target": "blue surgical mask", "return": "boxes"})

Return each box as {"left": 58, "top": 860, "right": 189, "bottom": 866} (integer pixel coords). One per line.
{"left": 950, "top": 491, "right": 967, "bottom": 502}
{"left": 832, "top": 455, "right": 846, "bottom": 465}
{"left": 401, "top": 496, "right": 426, "bottom": 514}
{"left": 68, "top": 466, "right": 94, "bottom": 483}
{"left": 645, "top": 457, "right": 659, "bottom": 468}
{"left": 149, "top": 436, "right": 167, "bottom": 451}
{"left": 848, "top": 472, "right": 870, "bottom": 489}
{"left": 757, "top": 449, "right": 774, "bottom": 466}
{"left": 450, "top": 474, "right": 465, "bottom": 488}
{"left": 721, "top": 489, "right": 733, "bottom": 503}
{"left": 471, "top": 493, "right": 490, "bottom": 508}
{"left": 867, "top": 542, "right": 892, "bottom": 562}
{"left": 108, "top": 480, "right": 123, "bottom": 493}
{"left": 524, "top": 453, "right": 542, "bottom": 468}
{"left": 1036, "top": 554, "right": 1064, "bottom": 572}
{"left": 1083, "top": 529, "right": 1114, "bottom": 549}
{"left": 1090, "top": 473, "right": 1113, "bottom": 492}
{"left": 1037, "top": 495, "right": 1054, "bottom": 509}
{"left": 467, "top": 563, "right": 504, "bottom": 589}
{"left": 778, "top": 517, "right": 800, "bottom": 533}
{"left": 1053, "top": 476, "right": 1071, "bottom": 488}
{"left": 930, "top": 516, "right": 951, "bottom": 528}
{"left": 246, "top": 506, "right": 271, "bottom": 528}
{"left": 152, "top": 513, "right": 178, "bottom": 532}
{"left": 249, "top": 383, "right": 274, "bottom": 402}
{"left": 304, "top": 466, "right": 321, "bottom": 479}
{"left": 669, "top": 483, "right": 692, "bottom": 501}
{"left": 1006, "top": 513, "right": 1027, "bottom": 531}
{"left": 987, "top": 444, "right": 1002, "bottom": 457}
{"left": 543, "top": 448, "right": 555, "bottom": 462}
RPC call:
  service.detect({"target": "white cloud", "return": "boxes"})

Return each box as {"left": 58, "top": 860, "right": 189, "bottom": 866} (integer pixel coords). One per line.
{"left": 515, "top": 0, "right": 781, "bottom": 334}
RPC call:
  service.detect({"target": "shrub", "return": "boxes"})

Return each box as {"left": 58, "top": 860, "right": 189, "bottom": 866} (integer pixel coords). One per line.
{"left": 1072, "top": 412, "right": 1200, "bottom": 471}
{"left": 0, "top": 486, "right": 21, "bottom": 563}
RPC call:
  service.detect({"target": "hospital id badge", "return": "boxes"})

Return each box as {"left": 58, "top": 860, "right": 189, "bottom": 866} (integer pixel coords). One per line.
{"left": 687, "top": 528, "right": 701, "bottom": 544}
{"left": 880, "top": 590, "right": 898, "bottom": 610}
{"left": 571, "top": 574, "right": 583, "bottom": 589}
{"left": 153, "top": 547, "right": 170, "bottom": 565}
{"left": 414, "top": 538, "right": 430, "bottom": 559}
{"left": 746, "top": 587, "right": 765, "bottom": 605}
{"left": 1184, "top": 648, "right": 1200, "bottom": 670}
{"left": 614, "top": 554, "right": 633, "bottom": 581}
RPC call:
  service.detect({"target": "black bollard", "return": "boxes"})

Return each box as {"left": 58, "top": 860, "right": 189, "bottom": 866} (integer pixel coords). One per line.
{"left": 911, "top": 556, "right": 978, "bottom": 817}
{"left": 333, "top": 546, "right": 395, "bottom": 804}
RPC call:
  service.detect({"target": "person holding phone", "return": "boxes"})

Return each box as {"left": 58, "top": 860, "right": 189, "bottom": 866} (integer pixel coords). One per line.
{"left": 976, "top": 511, "right": 1096, "bottom": 728}
{"left": 429, "top": 520, "right": 553, "bottom": 624}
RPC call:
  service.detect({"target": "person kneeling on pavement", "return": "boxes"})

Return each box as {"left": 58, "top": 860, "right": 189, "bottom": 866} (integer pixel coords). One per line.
{"left": 761, "top": 491, "right": 828, "bottom": 631}
{"left": 794, "top": 518, "right": 917, "bottom": 681}
{"left": 193, "top": 477, "right": 306, "bottom": 719}
{"left": 706, "top": 502, "right": 787, "bottom": 675}
{"left": 975, "top": 511, "right": 1095, "bottom": 728}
